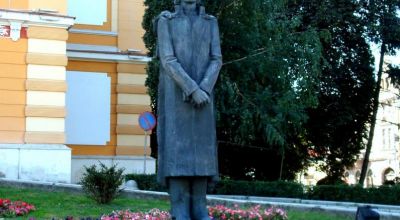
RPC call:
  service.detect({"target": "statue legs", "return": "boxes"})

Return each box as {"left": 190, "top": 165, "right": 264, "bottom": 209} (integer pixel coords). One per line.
{"left": 169, "top": 178, "right": 191, "bottom": 220}
{"left": 191, "top": 178, "right": 210, "bottom": 220}
{"left": 169, "top": 177, "right": 211, "bottom": 220}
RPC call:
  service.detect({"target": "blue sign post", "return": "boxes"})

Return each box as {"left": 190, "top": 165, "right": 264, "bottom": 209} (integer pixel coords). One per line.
{"left": 138, "top": 112, "right": 157, "bottom": 174}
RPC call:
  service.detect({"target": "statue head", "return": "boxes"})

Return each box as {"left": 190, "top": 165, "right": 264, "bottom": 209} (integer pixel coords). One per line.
{"left": 173, "top": 0, "right": 205, "bottom": 16}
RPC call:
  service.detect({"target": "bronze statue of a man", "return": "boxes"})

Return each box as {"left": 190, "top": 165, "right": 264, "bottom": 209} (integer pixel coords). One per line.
{"left": 155, "top": 0, "right": 222, "bottom": 219}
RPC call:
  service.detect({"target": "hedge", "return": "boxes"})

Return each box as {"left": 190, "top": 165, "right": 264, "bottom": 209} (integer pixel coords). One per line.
{"left": 126, "top": 174, "right": 400, "bottom": 205}
{"left": 308, "top": 184, "right": 400, "bottom": 205}
{"left": 125, "top": 174, "right": 167, "bottom": 192}
{"left": 211, "top": 180, "right": 305, "bottom": 198}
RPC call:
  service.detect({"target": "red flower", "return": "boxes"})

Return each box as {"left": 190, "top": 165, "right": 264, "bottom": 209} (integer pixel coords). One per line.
{"left": 0, "top": 198, "right": 35, "bottom": 218}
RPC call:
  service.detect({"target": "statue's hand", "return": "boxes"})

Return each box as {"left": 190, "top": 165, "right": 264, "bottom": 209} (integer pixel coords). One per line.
{"left": 191, "top": 89, "right": 210, "bottom": 108}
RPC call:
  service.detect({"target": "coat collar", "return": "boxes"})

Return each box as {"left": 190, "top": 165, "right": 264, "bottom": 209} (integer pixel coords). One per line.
{"left": 174, "top": 5, "right": 206, "bottom": 18}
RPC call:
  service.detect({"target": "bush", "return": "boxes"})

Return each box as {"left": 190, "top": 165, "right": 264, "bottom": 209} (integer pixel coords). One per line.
{"left": 125, "top": 174, "right": 400, "bottom": 205}
{"left": 126, "top": 174, "right": 303, "bottom": 198}
{"left": 308, "top": 184, "right": 367, "bottom": 202}
{"left": 125, "top": 174, "right": 167, "bottom": 192}
{"left": 80, "top": 162, "right": 125, "bottom": 204}
{"left": 212, "top": 180, "right": 305, "bottom": 198}
{"left": 308, "top": 184, "right": 400, "bottom": 205}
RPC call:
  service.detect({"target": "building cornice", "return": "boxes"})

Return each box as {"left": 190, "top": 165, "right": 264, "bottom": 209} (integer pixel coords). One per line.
{"left": 69, "top": 28, "right": 118, "bottom": 37}
{"left": 67, "top": 50, "right": 151, "bottom": 64}
{"left": 0, "top": 9, "right": 74, "bottom": 29}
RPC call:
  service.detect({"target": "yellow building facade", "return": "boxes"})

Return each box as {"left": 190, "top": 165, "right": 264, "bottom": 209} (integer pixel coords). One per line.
{"left": 0, "top": 0, "right": 154, "bottom": 183}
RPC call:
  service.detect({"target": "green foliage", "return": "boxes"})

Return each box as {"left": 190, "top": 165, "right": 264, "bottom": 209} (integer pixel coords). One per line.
{"left": 126, "top": 174, "right": 304, "bottom": 198}
{"left": 0, "top": 186, "right": 170, "bottom": 219}
{"left": 0, "top": 186, "right": 352, "bottom": 220}
{"left": 360, "top": 0, "right": 400, "bottom": 50}
{"left": 212, "top": 179, "right": 305, "bottom": 198}
{"left": 124, "top": 174, "right": 400, "bottom": 205}
{"left": 288, "top": 0, "right": 375, "bottom": 181}
{"left": 213, "top": 0, "right": 322, "bottom": 180}
{"left": 80, "top": 162, "right": 125, "bottom": 204}
{"left": 358, "top": 0, "right": 400, "bottom": 185}
{"left": 309, "top": 184, "right": 400, "bottom": 205}
{"left": 388, "top": 64, "right": 400, "bottom": 88}
{"left": 125, "top": 174, "right": 167, "bottom": 192}
{"left": 143, "top": 0, "right": 322, "bottom": 180}
{"left": 309, "top": 184, "right": 367, "bottom": 202}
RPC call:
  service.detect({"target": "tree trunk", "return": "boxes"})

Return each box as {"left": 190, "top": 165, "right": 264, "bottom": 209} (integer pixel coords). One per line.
{"left": 359, "top": 43, "right": 386, "bottom": 185}
{"left": 279, "top": 147, "right": 285, "bottom": 180}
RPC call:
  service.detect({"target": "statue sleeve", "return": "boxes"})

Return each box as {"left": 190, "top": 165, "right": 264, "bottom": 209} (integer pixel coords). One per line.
{"left": 157, "top": 17, "right": 199, "bottom": 97}
{"left": 199, "top": 19, "right": 222, "bottom": 95}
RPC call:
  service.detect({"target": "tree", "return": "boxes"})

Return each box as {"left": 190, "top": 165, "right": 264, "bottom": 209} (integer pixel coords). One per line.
{"left": 388, "top": 64, "right": 400, "bottom": 88}
{"left": 288, "top": 0, "right": 375, "bottom": 184}
{"left": 142, "top": 0, "right": 323, "bottom": 180}
{"left": 359, "top": 0, "right": 400, "bottom": 185}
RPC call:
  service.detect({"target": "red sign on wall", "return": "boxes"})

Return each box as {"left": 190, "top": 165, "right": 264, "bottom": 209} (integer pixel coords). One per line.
{"left": 0, "top": 26, "right": 27, "bottom": 39}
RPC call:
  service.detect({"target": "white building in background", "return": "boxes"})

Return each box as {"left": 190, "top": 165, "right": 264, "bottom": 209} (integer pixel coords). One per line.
{"left": 299, "top": 71, "right": 400, "bottom": 187}
{"left": 346, "top": 72, "right": 400, "bottom": 187}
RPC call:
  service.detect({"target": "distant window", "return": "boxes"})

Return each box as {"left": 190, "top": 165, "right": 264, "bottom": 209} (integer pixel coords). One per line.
{"left": 382, "top": 128, "right": 386, "bottom": 149}
{"left": 68, "top": 0, "right": 107, "bottom": 25}
{"left": 367, "top": 170, "right": 373, "bottom": 187}
{"left": 383, "top": 168, "right": 395, "bottom": 182}
{"left": 66, "top": 71, "right": 111, "bottom": 145}
{"left": 385, "top": 78, "right": 390, "bottom": 90}
{"left": 388, "top": 128, "right": 392, "bottom": 149}
{"left": 355, "top": 170, "right": 361, "bottom": 183}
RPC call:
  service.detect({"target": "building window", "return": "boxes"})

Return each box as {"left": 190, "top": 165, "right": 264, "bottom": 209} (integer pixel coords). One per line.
{"left": 383, "top": 168, "right": 395, "bottom": 184}
{"left": 65, "top": 71, "right": 111, "bottom": 145}
{"left": 367, "top": 170, "right": 373, "bottom": 187}
{"left": 388, "top": 128, "right": 392, "bottom": 149}
{"left": 68, "top": 0, "right": 108, "bottom": 25}
{"left": 383, "top": 128, "right": 386, "bottom": 149}
{"left": 355, "top": 170, "right": 361, "bottom": 183}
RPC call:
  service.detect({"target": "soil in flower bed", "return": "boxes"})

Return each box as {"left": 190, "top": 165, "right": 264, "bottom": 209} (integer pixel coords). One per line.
{"left": 0, "top": 185, "right": 351, "bottom": 219}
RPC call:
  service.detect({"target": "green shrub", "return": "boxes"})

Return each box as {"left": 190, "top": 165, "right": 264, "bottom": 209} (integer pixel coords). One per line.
{"left": 124, "top": 173, "right": 400, "bottom": 205}
{"left": 212, "top": 180, "right": 305, "bottom": 198}
{"left": 308, "top": 184, "right": 367, "bottom": 202}
{"left": 80, "top": 162, "right": 125, "bottom": 204}
{"left": 125, "top": 174, "right": 167, "bottom": 192}
{"left": 367, "top": 185, "right": 400, "bottom": 205}
{"left": 308, "top": 184, "right": 400, "bottom": 205}
{"left": 126, "top": 174, "right": 304, "bottom": 198}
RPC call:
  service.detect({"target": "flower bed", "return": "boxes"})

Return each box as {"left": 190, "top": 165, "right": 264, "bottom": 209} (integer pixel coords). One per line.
{"left": 0, "top": 198, "right": 35, "bottom": 218}
{"left": 100, "top": 205, "right": 287, "bottom": 220}
{"left": 101, "top": 208, "right": 171, "bottom": 220}
{"left": 209, "top": 205, "right": 288, "bottom": 220}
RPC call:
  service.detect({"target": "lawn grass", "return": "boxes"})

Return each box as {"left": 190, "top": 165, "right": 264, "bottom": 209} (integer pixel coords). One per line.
{"left": 287, "top": 210, "right": 352, "bottom": 220}
{"left": 0, "top": 185, "right": 352, "bottom": 219}
{"left": 0, "top": 186, "right": 169, "bottom": 219}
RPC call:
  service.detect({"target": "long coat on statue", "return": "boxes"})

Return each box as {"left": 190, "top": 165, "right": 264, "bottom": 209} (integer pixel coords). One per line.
{"left": 155, "top": 6, "right": 222, "bottom": 185}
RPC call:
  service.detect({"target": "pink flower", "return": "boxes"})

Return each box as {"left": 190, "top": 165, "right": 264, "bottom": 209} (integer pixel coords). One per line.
{"left": 0, "top": 198, "right": 35, "bottom": 218}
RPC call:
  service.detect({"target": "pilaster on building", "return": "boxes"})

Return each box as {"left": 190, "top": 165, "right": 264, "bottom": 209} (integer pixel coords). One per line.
{"left": 0, "top": 0, "right": 155, "bottom": 184}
